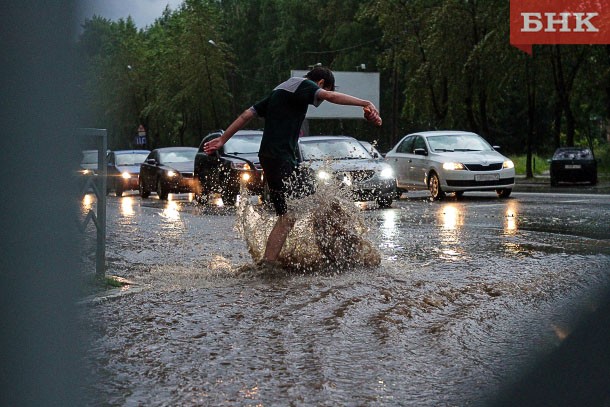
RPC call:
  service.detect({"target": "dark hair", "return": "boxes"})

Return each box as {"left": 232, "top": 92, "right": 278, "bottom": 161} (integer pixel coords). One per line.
{"left": 305, "top": 67, "right": 335, "bottom": 91}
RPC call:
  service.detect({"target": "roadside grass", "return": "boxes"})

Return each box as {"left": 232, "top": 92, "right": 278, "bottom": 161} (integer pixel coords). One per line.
{"left": 81, "top": 274, "right": 128, "bottom": 297}
{"left": 509, "top": 154, "right": 550, "bottom": 176}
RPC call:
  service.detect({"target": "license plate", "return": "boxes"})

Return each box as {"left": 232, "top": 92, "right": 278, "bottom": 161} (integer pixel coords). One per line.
{"left": 564, "top": 164, "right": 581, "bottom": 169}
{"left": 475, "top": 174, "right": 500, "bottom": 182}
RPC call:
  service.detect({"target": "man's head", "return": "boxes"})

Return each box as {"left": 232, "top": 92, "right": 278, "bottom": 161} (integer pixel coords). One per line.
{"left": 305, "top": 67, "right": 335, "bottom": 91}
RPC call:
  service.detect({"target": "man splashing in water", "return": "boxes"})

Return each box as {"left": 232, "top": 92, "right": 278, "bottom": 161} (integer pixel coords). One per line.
{"left": 204, "top": 67, "right": 381, "bottom": 268}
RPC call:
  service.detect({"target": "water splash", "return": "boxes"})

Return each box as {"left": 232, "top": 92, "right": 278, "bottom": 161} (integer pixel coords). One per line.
{"left": 236, "top": 170, "right": 381, "bottom": 273}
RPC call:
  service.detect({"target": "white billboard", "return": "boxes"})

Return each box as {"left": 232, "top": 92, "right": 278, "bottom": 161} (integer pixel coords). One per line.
{"left": 291, "top": 70, "right": 380, "bottom": 119}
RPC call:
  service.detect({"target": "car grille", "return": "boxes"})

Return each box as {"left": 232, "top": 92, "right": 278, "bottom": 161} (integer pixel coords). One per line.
{"left": 447, "top": 177, "right": 514, "bottom": 187}
{"left": 335, "top": 170, "right": 376, "bottom": 182}
{"left": 464, "top": 163, "right": 503, "bottom": 171}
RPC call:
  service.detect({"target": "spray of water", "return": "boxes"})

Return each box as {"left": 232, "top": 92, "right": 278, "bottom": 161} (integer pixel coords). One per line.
{"left": 236, "top": 165, "right": 381, "bottom": 274}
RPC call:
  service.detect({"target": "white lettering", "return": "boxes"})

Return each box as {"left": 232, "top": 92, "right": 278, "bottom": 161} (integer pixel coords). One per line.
{"left": 545, "top": 12, "right": 571, "bottom": 32}
{"left": 574, "top": 12, "right": 599, "bottom": 32}
{"left": 522, "top": 12, "right": 543, "bottom": 32}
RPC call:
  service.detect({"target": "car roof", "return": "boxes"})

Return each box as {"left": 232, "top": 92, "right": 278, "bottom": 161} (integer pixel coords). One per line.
{"left": 554, "top": 147, "right": 589, "bottom": 151}
{"left": 409, "top": 130, "right": 478, "bottom": 137}
{"left": 299, "top": 135, "right": 357, "bottom": 142}
{"left": 112, "top": 149, "right": 150, "bottom": 154}
{"left": 153, "top": 146, "right": 197, "bottom": 151}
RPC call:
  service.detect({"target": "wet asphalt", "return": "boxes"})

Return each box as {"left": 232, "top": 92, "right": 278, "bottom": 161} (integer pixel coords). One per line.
{"left": 80, "top": 179, "right": 610, "bottom": 406}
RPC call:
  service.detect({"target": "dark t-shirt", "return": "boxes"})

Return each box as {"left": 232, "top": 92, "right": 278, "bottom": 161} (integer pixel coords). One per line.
{"left": 251, "top": 77, "right": 322, "bottom": 166}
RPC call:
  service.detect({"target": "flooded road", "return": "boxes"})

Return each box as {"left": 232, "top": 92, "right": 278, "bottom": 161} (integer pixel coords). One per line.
{"left": 82, "top": 191, "right": 610, "bottom": 406}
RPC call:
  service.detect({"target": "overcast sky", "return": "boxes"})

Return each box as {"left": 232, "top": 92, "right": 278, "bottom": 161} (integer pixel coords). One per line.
{"left": 79, "top": 0, "right": 184, "bottom": 28}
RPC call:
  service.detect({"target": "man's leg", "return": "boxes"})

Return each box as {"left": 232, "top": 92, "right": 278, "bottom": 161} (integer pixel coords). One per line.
{"left": 263, "top": 214, "right": 295, "bottom": 261}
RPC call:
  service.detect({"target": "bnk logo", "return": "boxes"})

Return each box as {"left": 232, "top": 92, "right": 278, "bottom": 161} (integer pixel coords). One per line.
{"left": 510, "top": 0, "right": 610, "bottom": 54}
{"left": 521, "top": 12, "right": 599, "bottom": 32}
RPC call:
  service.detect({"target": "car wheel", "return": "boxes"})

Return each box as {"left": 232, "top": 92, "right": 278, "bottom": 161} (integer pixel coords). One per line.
{"left": 139, "top": 178, "right": 150, "bottom": 198}
{"left": 550, "top": 177, "right": 558, "bottom": 187}
{"left": 428, "top": 172, "right": 445, "bottom": 201}
{"left": 157, "top": 179, "right": 169, "bottom": 200}
{"left": 115, "top": 183, "right": 124, "bottom": 197}
{"left": 496, "top": 188, "right": 512, "bottom": 198}
{"left": 376, "top": 196, "right": 393, "bottom": 208}
{"left": 591, "top": 177, "right": 598, "bottom": 186}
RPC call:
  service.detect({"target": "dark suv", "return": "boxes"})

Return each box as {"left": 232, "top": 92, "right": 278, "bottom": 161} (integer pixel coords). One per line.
{"left": 194, "top": 130, "right": 264, "bottom": 205}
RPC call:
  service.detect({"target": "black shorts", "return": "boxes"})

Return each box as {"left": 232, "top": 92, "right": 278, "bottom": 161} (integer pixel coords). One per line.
{"left": 260, "top": 157, "right": 296, "bottom": 216}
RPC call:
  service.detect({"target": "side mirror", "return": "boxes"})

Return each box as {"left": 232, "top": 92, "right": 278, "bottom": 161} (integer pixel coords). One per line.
{"left": 413, "top": 148, "right": 428, "bottom": 156}
{"left": 492, "top": 145, "right": 501, "bottom": 150}
{"left": 145, "top": 158, "right": 156, "bottom": 165}
{"left": 547, "top": 159, "right": 552, "bottom": 163}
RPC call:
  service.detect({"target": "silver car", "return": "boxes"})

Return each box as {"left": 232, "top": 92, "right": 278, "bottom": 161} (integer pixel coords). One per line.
{"left": 385, "top": 131, "right": 515, "bottom": 200}
{"left": 298, "top": 135, "right": 397, "bottom": 208}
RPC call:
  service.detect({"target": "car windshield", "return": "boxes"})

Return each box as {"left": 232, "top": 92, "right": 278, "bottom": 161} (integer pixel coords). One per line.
{"left": 159, "top": 149, "right": 196, "bottom": 163}
{"left": 81, "top": 151, "right": 99, "bottom": 164}
{"left": 553, "top": 149, "right": 592, "bottom": 159}
{"left": 116, "top": 153, "right": 149, "bottom": 166}
{"left": 300, "top": 139, "right": 372, "bottom": 160}
{"left": 223, "top": 134, "right": 263, "bottom": 154}
{"left": 426, "top": 134, "right": 493, "bottom": 152}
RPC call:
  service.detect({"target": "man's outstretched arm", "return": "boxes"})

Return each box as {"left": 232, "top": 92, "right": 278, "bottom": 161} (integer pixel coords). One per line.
{"left": 204, "top": 108, "right": 256, "bottom": 154}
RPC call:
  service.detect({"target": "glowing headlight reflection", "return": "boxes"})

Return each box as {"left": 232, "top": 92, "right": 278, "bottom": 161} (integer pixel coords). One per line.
{"left": 317, "top": 170, "right": 331, "bottom": 181}
{"left": 121, "top": 171, "right": 131, "bottom": 179}
{"left": 504, "top": 201, "right": 519, "bottom": 234}
{"left": 167, "top": 170, "right": 177, "bottom": 177}
{"left": 380, "top": 166, "right": 394, "bottom": 179}
{"left": 120, "top": 197, "right": 135, "bottom": 216}
{"left": 442, "top": 162, "right": 466, "bottom": 171}
{"left": 241, "top": 173, "right": 251, "bottom": 182}
{"left": 161, "top": 200, "right": 180, "bottom": 220}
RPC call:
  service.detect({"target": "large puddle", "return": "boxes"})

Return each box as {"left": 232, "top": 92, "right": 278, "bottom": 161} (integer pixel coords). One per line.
{"left": 81, "top": 191, "right": 610, "bottom": 406}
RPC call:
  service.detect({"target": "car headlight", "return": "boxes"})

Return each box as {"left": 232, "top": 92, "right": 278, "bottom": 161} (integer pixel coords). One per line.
{"left": 167, "top": 170, "right": 177, "bottom": 177}
{"left": 317, "top": 170, "right": 331, "bottom": 181}
{"left": 231, "top": 162, "right": 251, "bottom": 170}
{"left": 241, "top": 173, "right": 251, "bottom": 182}
{"left": 121, "top": 171, "right": 132, "bottom": 179}
{"left": 442, "top": 162, "right": 466, "bottom": 171}
{"left": 503, "top": 160, "right": 514, "bottom": 169}
{"left": 379, "top": 166, "right": 394, "bottom": 179}
{"left": 81, "top": 169, "right": 92, "bottom": 175}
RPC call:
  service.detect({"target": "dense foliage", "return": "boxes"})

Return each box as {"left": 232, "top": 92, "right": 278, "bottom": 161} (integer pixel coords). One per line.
{"left": 77, "top": 0, "right": 610, "bottom": 176}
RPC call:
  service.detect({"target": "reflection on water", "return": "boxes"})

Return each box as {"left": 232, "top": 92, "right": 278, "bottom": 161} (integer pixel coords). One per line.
{"left": 437, "top": 204, "right": 466, "bottom": 261}
{"left": 504, "top": 200, "right": 519, "bottom": 235}
{"left": 81, "top": 193, "right": 94, "bottom": 213}
{"left": 120, "top": 197, "right": 135, "bottom": 217}
{"left": 161, "top": 200, "right": 181, "bottom": 221}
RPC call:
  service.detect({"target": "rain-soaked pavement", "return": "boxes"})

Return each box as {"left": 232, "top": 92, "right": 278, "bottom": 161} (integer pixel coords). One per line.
{"left": 81, "top": 188, "right": 610, "bottom": 406}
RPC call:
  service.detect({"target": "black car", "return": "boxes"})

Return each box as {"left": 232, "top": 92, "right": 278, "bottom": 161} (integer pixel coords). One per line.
{"left": 549, "top": 147, "right": 597, "bottom": 186}
{"left": 194, "top": 130, "right": 264, "bottom": 205}
{"left": 106, "top": 149, "right": 150, "bottom": 196}
{"left": 139, "top": 147, "right": 198, "bottom": 200}
{"left": 297, "top": 135, "right": 397, "bottom": 207}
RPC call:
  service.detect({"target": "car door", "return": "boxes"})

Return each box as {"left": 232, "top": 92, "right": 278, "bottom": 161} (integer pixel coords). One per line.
{"left": 140, "top": 150, "right": 157, "bottom": 190}
{"left": 106, "top": 152, "right": 117, "bottom": 190}
{"left": 409, "top": 135, "right": 429, "bottom": 188}
{"left": 387, "top": 135, "right": 414, "bottom": 189}
{"left": 195, "top": 134, "right": 223, "bottom": 192}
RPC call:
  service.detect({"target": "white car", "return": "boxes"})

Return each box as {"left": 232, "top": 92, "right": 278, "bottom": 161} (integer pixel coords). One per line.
{"left": 385, "top": 131, "right": 515, "bottom": 200}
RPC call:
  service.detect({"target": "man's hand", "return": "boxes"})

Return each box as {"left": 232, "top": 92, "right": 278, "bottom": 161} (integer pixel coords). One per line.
{"left": 363, "top": 105, "right": 382, "bottom": 127}
{"left": 204, "top": 138, "right": 223, "bottom": 155}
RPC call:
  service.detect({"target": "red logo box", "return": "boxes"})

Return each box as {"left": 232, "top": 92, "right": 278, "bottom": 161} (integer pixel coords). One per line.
{"left": 510, "top": 0, "right": 610, "bottom": 54}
